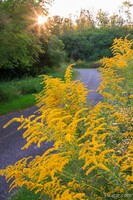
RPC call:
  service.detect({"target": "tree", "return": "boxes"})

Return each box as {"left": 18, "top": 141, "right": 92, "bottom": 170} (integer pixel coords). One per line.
{"left": 96, "top": 9, "right": 109, "bottom": 28}
{"left": 121, "top": 0, "right": 133, "bottom": 27}
{"left": 76, "top": 9, "right": 95, "bottom": 30}
{"left": 0, "top": 0, "right": 51, "bottom": 78}
{"left": 61, "top": 27, "right": 133, "bottom": 62}
{"left": 38, "top": 35, "right": 66, "bottom": 69}
{"left": 109, "top": 14, "right": 124, "bottom": 27}
{"left": 48, "top": 15, "right": 64, "bottom": 35}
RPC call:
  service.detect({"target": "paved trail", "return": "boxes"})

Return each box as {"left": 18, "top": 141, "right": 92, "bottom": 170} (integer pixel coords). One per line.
{"left": 0, "top": 68, "right": 102, "bottom": 199}
{"left": 0, "top": 107, "right": 54, "bottom": 200}
{"left": 76, "top": 68, "right": 102, "bottom": 105}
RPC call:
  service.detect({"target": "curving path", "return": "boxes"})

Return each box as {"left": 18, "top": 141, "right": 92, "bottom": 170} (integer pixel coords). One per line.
{"left": 76, "top": 68, "right": 102, "bottom": 105}
{"left": 0, "top": 68, "right": 102, "bottom": 200}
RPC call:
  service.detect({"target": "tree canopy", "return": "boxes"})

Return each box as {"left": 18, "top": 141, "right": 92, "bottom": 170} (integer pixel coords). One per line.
{"left": 0, "top": 0, "right": 133, "bottom": 79}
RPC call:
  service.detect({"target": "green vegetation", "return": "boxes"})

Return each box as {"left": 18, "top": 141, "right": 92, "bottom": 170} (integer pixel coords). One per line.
{"left": 1, "top": 37, "right": 132, "bottom": 199}
{"left": 0, "top": 65, "right": 78, "bottom": 115}
{"left": 0, "top": 95, "right": 36, "bottom": 115}
{"left": 0, "top": 1, "right": 132, "bottom": 113}
{"left": 100, "top": 60, "right": 133, "bottom": 107}
{"left": 75, "top": 60, "right": 101, "bottom": 69}
{"left": 0, "top": 1, "right": 132, "bottom": 199}
{"left": 0, "top": 0, "right": 133, "bottom": 80}
{"left": 0, "top": 0, "right": 67, "bottom": 80}
{"left": 9, "top": 186, "right": 40, "bottom": 200}
{"left": 0, "top": 77, "right": 43, "bottom": 102}
{"left": 60, "top": 28, "right": 133, "bottom": 62}
{"left": 0, "top": 76, "right": 42, "bottom": 115}
{"left": 0, "top": 66, "right": 69, "bottom": 103}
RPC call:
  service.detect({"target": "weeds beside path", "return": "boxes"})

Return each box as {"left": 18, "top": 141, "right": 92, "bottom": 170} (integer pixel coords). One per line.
{"left": 0, "top": 106, "right": 54, "bottom": 200}
{"left": 0, "top": 68, "right": 101, "bottom": 200}
{"left": 0, "top": 67, "right": 78, "bottom": 115}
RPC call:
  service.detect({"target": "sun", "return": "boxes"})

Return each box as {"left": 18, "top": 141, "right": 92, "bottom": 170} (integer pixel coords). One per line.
{"left": 37, "top": 15, "right": 47, "bottom": 25}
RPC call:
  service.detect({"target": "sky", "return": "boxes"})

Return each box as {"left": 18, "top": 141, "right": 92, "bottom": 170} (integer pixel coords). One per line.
{"left": 49, "top": 0, "right": 133, "bottom": 17}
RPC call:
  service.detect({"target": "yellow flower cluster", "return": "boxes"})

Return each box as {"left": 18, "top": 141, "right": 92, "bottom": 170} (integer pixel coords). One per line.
{"left": 0, "top": 37, "right": 132, "bottom": 199}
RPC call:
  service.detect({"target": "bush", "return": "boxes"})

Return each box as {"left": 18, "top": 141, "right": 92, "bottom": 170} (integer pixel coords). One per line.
{"left": 0, "top": 83, "right": 19, "bottom": 102}
{"left": 0, "top": 37, "right": 133, "bottom": 199}
{"left": 75, "top": 60, "right": 101, "bottom": 68}
{"left": 17, "top": 77, "right": 43, "bottom": 95}
{"left": 61, "top": 27, "right": 133, "bottom": 62}
{"left": 38, "top": 35, "right": 67, "bottom": 70}
{"left": 0, "top": 77, "right": 43, "bottom": 103}
{"left": 47, "top": 35, "right": 67, "bottom": 67}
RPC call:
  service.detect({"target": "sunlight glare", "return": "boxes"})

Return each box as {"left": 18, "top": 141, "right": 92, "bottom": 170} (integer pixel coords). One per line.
{"left": 37, "top": 15, "right": 47, "bottom": 25}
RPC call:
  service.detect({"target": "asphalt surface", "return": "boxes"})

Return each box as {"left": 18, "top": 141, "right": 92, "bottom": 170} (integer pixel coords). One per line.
{"left": 0, "top": 107, "right": 54, "bottom": 200}
{"left": 76, "top": 68, "right": 102, "bottom": 105}
{"left": 0, "top": 68, "right": 102, "bottom": 200}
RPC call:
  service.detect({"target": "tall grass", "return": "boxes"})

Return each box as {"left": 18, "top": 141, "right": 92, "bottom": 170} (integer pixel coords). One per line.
{"left": 0, "top": 77, "right": 43, "bottom": 103}
{"left": 0, "top": 66, "right": 68, "bottom": 103}
{"left": 0, "top": 65, "right": 78, "bottom": 115}
{"left": 0, "top": 95, "right": 36, "bottom": 115}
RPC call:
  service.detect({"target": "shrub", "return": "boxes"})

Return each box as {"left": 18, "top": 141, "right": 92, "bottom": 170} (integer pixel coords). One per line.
{"left": 0, "top": 37, "right": 133, "bottom": 199}
{"left": 0, "top": 83, "right": 19, "bottom": 102}
{"left": 0, "top": 77, "right": 43, "bottom": 103}
{"left": 17, "top": 77, "right": 43, "bottom": 95}
{"left": 75, "top": 60, "right": 101, "bottom": 68}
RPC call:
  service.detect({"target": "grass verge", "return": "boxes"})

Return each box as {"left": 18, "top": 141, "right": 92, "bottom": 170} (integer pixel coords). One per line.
{"left": 0, "top": 65, "right": 78, "bottom": 115}
{"left": 0, "top": 95, "right": 36, "bottom": 115}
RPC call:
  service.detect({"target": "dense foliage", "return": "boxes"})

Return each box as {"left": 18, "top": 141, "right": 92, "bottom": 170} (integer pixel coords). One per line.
{"left": 0, "top": 37, "right": 132, "bottom": 199}
{"left": 0, "top": 0, "right": 66, "bottom": 79}
{"left": 0, "top": 0, "right": 133, "bottom": 80}
{"left": 37, "top": 35, "right": 67, "bottom": 70}
{"left": 0, "top": 0, "right": 44, "bottom": 77}
{"left": 60, "top": 27, "right": 133, "bottom": 62}
{"left": 48, "top": 1, "right": 133, "bottom": 62}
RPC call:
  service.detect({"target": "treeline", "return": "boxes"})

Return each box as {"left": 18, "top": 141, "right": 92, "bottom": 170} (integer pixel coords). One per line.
{"left": 0, "top": 0, "right": 133, "bottom": 80}
{"left": 60, "top": 28, "right": 133, "bottom": 62}
{"left": 48, "top": 1, "right": 133, "bottom": 62}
